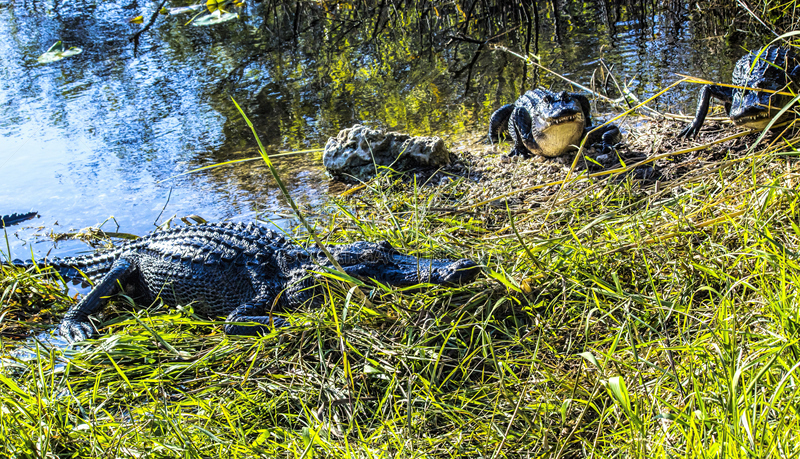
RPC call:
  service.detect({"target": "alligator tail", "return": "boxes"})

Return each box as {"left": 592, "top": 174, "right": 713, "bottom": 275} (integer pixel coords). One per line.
{"left": 7, "top": 251, "right": 123, "bottom": 284}
{"left": 1, "top": 212, "right": 38, "bottom": 228}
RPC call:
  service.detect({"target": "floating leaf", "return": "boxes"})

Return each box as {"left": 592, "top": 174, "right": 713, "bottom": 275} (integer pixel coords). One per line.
{"left": 192, "top": 10, "right": 238, "bottom": 26}
{"left": 128, "top": 15, "right": 144, "bottom": 24}
{"left": 159, "top": 6, "right": 169, "bottom": 14}
{"left": 37, "top": 41, "right": 82, "bottom": 64}
{"left": 169, "top": 4, "right": 205, "bottom": 15}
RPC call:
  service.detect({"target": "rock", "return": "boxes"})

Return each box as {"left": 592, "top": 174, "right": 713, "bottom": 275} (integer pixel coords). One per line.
{"left": 323, "top": 125, "right": 449, "bottom": 181}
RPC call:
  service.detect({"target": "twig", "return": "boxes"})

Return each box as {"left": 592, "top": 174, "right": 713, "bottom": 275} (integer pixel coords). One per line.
{"left": 130, "top": 0, "right": 170, "bottom": 46}
{"left": 735, "top": 0, "right": 780, "bottom": 37}
{"left": 154, "top": 187, "right": 172, "bottom": 227}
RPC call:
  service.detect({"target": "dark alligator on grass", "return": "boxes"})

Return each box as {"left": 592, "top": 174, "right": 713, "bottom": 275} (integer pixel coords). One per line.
{"left": 1, "top": 212, "right": 37, "bottom": 227}
{"left": 679, "top": 44, "right": 800, "bottom": 139}
{"left": 488, "top": 88, "right": 621, "bottom": 158}
{"left": 11, "top": 222, "right": 480, "bottom": 343}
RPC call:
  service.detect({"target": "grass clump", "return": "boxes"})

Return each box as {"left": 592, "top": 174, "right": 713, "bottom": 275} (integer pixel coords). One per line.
{"left": 4, "top": 111, "right": 800, "bottom": 458}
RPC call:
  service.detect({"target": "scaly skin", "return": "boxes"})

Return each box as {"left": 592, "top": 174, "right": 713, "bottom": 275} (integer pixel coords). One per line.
{"left": 488, "top": 88, "right": 620, "bottom": 158}
{"left": 1, "top": 212, "right": 37, "bottom": 227}
{"left": 11, "top": 222, "right": 481, "bottom": 343}
{"left": 679, "top": 44, "right": 800, "bottom": 139}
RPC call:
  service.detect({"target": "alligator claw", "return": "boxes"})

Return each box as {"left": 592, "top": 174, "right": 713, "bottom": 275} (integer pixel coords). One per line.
{"left": 59, "top": 320, "right": 95, "bottom": 343}
{"left": 678, "top": 123, "right": 700, "bottom": 139}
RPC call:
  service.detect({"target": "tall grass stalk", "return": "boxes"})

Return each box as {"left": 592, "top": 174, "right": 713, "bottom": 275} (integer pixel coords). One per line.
{"left": 230, "top": 97, "right": 372, "bottom": 307}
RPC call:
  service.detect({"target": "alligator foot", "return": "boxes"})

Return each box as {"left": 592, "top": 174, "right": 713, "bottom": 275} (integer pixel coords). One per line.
{"left": 507, "top": 145, "right": 533, "bottom": 159}
{"left": 584, "top": 124, "right": 621, "bottom": 155}
{"left": 224, "top": 301, "right": 291, "bottom": 335}
{"left": 59, "top": 319, "right": 96, "bottom": 343}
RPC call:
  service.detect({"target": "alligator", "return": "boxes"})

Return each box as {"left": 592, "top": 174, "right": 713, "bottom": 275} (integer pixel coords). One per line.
{"left": 9, "top": 222, "right": 480, "bottom": 343}
{"left": 679, "top": 44, "right": 800, "bottom": 138}
{"left": 1, "top": 212, "right": 37, "bottom": 227}
{"left": 488, "top": 88, "right": 621, "bottom": 158}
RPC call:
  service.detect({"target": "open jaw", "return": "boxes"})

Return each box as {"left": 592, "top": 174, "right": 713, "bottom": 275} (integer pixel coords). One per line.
{"left": 731, "top": 108, "right": 782, "bottom": 129}
{"left": 545, "top": 112, "right": 583, "bottom": 125}
{"left": 732, "top": 114, "right": 772, "bottom": 129}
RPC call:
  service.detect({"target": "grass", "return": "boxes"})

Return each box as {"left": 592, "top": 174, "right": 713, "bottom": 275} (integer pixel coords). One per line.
{"left": 4, "top": 85, "right": 800, "bottom": 458}
{"left": 4, "top": 119, "right": 800, "bottom": 458}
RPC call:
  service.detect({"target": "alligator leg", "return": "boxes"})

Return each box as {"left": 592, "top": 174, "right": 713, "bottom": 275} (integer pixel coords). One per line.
{"left": 567, "top": 94, "right": 622, "bottom": 154}
{"left": 224, "top": 300, "right": 290, "bottom": 335}
{"left": 510, "top": 106, "right": 539, "bottom": 157}
{"left": 585, "top": 124, "right": 622, "bottom": 154}
{"left": 679, "top": 85, "right": 734, "bottom": 139}
{"left": 488, "top": 104, "right": 514, "bottom": 144}
{"left": 59, "top": 257, "right": 137, "bottom": 343}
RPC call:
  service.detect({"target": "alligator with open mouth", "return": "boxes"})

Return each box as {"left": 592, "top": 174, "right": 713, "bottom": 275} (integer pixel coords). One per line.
{"left": 488, "top": 88, "right": 621, "bottom": 158}
{"left": 679, "top": 44, "right": 800, "bottom": 138}
{"left": 8, "top": 222, "right": 480, "bottom": 343}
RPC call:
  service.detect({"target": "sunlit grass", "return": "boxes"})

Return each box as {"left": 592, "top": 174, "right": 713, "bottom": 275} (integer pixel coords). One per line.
{"left": 5, "top": 94, "right": 800, "bottom": 458}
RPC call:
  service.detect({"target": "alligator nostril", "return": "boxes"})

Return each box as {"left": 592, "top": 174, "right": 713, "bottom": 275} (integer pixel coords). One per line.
{"left": 443, "top": 259, "right": 480, "bottom": 285}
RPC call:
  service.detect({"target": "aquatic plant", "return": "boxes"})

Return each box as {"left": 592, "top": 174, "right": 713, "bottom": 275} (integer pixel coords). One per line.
{"left": 37, "top": 41, "right": 82, "bottom": 64}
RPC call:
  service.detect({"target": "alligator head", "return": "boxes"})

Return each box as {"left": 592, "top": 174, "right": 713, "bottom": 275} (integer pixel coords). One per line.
{"left": 325, "top": 241, "right": 480, "bottom": 287}
{"left": 730, "top": 46, "right": 800, "bottom": 129}
{"left": 525, "top": 89, "right": 586, "bottom": 157}
{"left": 679, "top": 45, "right": 800, "bottom": 139}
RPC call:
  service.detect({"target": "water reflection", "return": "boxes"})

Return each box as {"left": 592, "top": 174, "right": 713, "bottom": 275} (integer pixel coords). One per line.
{"left": 0, "top": 0, "right": 764, "bottom": 258}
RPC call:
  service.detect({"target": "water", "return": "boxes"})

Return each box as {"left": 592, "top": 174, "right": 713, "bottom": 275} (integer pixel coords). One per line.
{"left": 0, "top": 0, "right": 764, "bottom": 259}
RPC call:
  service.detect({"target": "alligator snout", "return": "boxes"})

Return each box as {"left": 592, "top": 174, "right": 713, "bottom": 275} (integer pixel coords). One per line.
{"left": 730, "top": 92, "right": 782, "bottom": 128}
{"left": 731, "top": 109, "right": 772, "bottom": 128}
{"left": 437, "top": 258, "right": 481, "bottom": 286}
{"left": 546, "top": 111, "right": 583, "bottom": 125}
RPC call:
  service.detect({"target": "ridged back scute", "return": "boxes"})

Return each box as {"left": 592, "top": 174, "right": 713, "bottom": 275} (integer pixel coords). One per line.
{"left": 14, "top": 222, "right": 292, "bottom": 283}
{"left": 732, "top": 45, "right": 798, "bottom": 96}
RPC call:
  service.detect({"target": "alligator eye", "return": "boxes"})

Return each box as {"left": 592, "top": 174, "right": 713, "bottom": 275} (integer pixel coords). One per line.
{"left": 543, "top": 95, "right": 554, "bottom": 104}
{"left": 559, "top": 91, "right": 570, "bottom": 102}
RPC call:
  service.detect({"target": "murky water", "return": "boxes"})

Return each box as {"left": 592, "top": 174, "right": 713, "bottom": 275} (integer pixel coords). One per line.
{"left": 0, "top": 0, "right": 763, "bottom": 258}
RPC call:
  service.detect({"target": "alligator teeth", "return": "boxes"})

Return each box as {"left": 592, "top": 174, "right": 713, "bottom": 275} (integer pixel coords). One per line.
{"left": 552, "top": 115, "right": 578, "bottom": 124}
